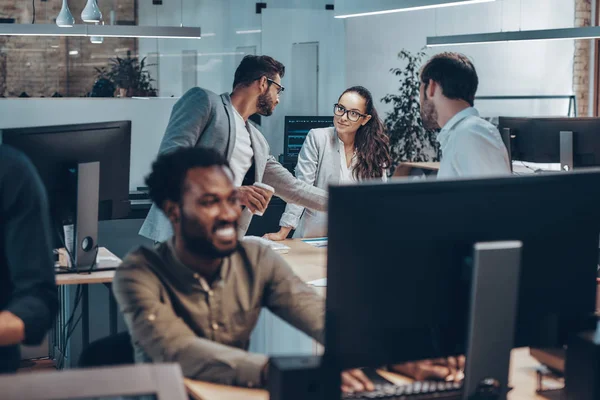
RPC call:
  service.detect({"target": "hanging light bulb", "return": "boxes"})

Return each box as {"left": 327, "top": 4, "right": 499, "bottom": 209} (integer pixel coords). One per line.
{"left": 81, "top": 0, "right": 102, "bottom": 23}
{"left": 90, "top": 21, "right": 104, "bottom": 44}
{"left": 56, "top": 0, "right": 75, "bottom": 27}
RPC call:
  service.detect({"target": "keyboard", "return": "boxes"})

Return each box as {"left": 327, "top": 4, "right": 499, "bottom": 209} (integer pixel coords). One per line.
{"left": 342, "top": 381, "right": 463, "bottom": 399}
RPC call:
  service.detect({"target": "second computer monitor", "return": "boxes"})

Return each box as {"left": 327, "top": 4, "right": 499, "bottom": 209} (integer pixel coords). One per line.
{"left": 284, "top": 116, "right": 334, "bottom": 161}
{"left": 325, "top": 171, "right": 600, "bottom": 370}
{"left": 498, "top": 116, "right": 600, "bottom": 168}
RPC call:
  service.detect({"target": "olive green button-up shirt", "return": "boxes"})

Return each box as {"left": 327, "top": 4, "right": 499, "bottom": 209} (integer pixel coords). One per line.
{"left": 112, "top": 239, "right": 325, "bottom": 388}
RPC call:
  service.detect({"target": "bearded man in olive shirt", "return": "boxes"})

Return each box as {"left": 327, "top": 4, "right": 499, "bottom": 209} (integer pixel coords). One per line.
{"left": 113, "top": 147, "right": 372, "bottom": 393}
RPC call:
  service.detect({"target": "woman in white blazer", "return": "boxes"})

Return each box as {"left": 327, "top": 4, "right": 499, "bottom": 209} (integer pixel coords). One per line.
{"left": 264, "top": 86, "right": 391, "bottom": 240}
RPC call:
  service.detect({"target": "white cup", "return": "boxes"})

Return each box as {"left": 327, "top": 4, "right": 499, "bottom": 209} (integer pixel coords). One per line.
{"left": 253, "top": 182, "right": 275, "bottom": 216}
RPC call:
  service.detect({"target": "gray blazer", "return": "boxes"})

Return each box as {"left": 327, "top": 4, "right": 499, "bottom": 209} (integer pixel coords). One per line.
{"left": 280, "top": 127, "right": 386, "bottom": 238}
{"left": 139, "top": 88, "right": 328, "bottom": 242}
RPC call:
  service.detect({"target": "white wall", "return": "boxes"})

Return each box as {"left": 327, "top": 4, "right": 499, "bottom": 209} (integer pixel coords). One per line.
{"left": 261, "top": 9, "right": 346, "bottom": 155}
{"left": 0, "top": 98, "right": 176, "bottom": 191}
{"left": 346, "top": 0, "right": 576, "bottom": 119}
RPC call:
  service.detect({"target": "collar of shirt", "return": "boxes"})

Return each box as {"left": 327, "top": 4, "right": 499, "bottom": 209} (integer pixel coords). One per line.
{"left": 165, "top": 238, "right": 230, "bottom": 292}
{"left": 437, "top": 107, "right": 479, "bottom": 150}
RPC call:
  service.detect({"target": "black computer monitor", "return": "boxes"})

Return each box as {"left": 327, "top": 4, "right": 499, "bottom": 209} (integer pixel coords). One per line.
{"left": 325, "top": 172, "right": 600, "bottom": 372}
{"left": 1, "top": 121, "right": 131, "bottom": 267}
{"left": 498, "top": 117, "right": 600, "bottom": 168}
{"left": 284, "top": 116, "right": 334, "bottom": 160}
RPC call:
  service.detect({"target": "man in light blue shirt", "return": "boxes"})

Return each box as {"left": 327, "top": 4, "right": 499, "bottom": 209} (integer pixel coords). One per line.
{"left": 419, "top": 52, "right": 511, "bottom": 178}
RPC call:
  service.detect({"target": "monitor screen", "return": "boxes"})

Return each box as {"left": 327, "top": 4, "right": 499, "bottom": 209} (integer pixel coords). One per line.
{"left": 325, "top": 171, "right": 600, "bottom": 370}
{"left": 1, "top": 121, "right": 131, "bottom": 248}
{"left": 284, "top": 116, "right": 334, "bottom": 160}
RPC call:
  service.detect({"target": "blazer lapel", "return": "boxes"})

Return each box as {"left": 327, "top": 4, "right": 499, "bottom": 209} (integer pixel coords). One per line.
{"left": 221, "top": 93, "right": 236, "bottom": 161}
{"left": 331, "top": 129, "right": 341, "bottom": 183}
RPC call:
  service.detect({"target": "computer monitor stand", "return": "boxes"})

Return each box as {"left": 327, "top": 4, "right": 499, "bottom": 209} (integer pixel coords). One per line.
{"left": 71, "top": 161, "right": 100, "bottom": 270}
{"left": 462, "top": 241, "right": 522, "bottom": 400}
{"left": 500, "top": 128, "right": 513, "bottom": 172}
{"left": 559, "top": 131, "right": 574, "bottom": 172}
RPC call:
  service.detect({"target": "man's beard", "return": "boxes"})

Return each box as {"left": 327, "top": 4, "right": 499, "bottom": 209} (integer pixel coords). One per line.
{"left": 256, "top": 91, "right": 275, "bottom": 116}
{"left": 180, "top": 210, "right": 238, "bottom": 259}
{"left": 420, "top": 97, "right": 440, "bottom": 131}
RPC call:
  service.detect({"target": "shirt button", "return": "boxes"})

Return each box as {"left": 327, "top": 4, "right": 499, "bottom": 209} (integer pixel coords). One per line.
{"left": 212, "top": 322, "right": 219, "bottom": 331}
{"left": 147, "top": 314, "right": 156, "bottom": 322}
{"left": 193, "top": 273, "right": 200, "bottom": 279}
{"left": 208, "top": 290, "right": 214, "bottom": 297}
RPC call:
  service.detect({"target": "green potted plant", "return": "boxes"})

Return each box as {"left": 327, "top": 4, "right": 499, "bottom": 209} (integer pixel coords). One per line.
{"left": 381, "top": 48, "right": 440, "bottom": 173}
{"left": 100, "top": 54, "right": 157, "bottom": 97}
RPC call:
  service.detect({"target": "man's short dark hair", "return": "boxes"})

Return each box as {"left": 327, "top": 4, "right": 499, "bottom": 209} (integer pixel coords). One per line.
{"left": 421, "top": 52, "right": 478, "bottom": 107}
{"left": 232, "top": 55, "right": 285, "bottom": 90}
{"left": 145, "top": 147, "right": 230, "bottom": 211}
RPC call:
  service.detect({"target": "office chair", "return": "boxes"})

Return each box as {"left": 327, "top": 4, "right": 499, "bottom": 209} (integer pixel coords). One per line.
{"left": 0, "top": 363, "right": 187, "bottom": 400}
{"left": 78, "top": 331, "right": 134, "bottom": 367}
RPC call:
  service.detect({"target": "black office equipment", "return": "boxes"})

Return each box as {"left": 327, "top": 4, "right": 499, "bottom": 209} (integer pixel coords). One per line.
{"left": 324, "top": 171, "right": 600, "bottom": 399}
{"left": 497, "top": 117, "right": 600, "bottom": 171}
{"left": 268, "top": 355, "right": 324, "bottom": 400}
{"left": 1, "top": 121, "right": 131, "bottom": 269}
{"left": 565, "top": 329, "right": 600, "bottom": 400}
{"left": 284, "top": 116, "right": 334, "bottom": 161}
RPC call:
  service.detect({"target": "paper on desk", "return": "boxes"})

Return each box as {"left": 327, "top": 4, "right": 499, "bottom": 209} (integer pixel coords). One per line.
{"left": 98, "top": 256, "right": 120, "bottom": 262}
{"left": 301, "top": 238, "right": 328, "bottom": 248}
{"left": 243, "top": 236, "right": 290, "bottom": 253}
{"left": 308, "top": 278, "right": 327, "bottom": 287}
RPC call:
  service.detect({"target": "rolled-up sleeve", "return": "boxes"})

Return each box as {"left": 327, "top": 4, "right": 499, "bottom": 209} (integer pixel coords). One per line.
{"left": 112, "top": 263, "right": 268, "bottom": 387}
{"left": 260, "top": 247, "right": 325, "bottom": 344}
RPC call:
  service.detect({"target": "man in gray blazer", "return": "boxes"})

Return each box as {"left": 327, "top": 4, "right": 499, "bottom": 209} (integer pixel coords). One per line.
{"left": 140, "top": 55, "right": 328, "bottom": 242}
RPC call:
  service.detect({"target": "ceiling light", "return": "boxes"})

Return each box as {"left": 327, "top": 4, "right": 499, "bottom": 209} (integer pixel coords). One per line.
{"left": 427, "top": 26, "right": 600, "bottom": 47}
{"left": 56, "top": 0, "right": 75, "bottom": 27}
{"left": 69, "top": 50, "right": 79, "bottom": 55}
{"left": 334, "top": 0, "right": 495, "bottom": 19}
{"left": 236, "top": 29, "right": 261, "bottom": 34}
{"left": 81, "top": 0, "right": 102, "bottom": 23}
{"left": 0, "top": 25, "right": 201, "bottom": 39}
{"left": 90, "top": 21, "right": 103, "bottom": 44}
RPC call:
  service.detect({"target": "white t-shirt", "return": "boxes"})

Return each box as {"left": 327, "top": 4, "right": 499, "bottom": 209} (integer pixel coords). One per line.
{"left": 230, "top": 107, "right": 254, "bottom": 187}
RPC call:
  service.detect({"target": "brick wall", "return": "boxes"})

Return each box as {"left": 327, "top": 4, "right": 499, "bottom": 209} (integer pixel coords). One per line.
{"left": 0, "top": 0, "right": 136, "bottom": 97}
{"left": 574, "top": 0, "right": 592, "bottom": 116}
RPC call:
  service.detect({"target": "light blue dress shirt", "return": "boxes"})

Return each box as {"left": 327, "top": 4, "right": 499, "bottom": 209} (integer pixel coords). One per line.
{"left": 437, "top": 107, "right": 511, "bottom": 179}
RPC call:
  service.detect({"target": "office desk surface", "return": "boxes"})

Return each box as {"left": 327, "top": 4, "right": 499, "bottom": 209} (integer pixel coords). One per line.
{"left": 55, "top": 247, "right": 120, "bottom": 286}
{"left": 185, "top": 348, "right": 551, "bottom": 400}
{"left": 279, "top": 239, "right": 327, "bottom": 283}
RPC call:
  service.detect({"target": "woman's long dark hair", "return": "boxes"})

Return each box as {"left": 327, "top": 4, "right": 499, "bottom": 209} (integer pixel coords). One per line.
{"left": 340, "top": 86, "right": 391, "bottom": 180}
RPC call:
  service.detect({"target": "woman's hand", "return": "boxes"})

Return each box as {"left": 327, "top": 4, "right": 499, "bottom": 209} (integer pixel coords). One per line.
{"left": 263, "top": 227, "right": 292, "bottom": 241}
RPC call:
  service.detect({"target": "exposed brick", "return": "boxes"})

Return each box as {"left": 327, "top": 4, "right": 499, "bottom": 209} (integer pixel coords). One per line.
{"left": 573, "top": 0, "right": 592, "bottom": 116}
{"left": 0, "top": 0, "right": 137, "bottom": 97}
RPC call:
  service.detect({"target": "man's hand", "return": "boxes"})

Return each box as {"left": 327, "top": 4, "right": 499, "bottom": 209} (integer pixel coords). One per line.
{"left": 0, "top": 311, "right": 25, "bottom": 346}
{"left": 390, "top": 356, "right": 465, "bottom": 382}
{"left": 341, "top": 369, "right": 374, "bottom": 394}
{"left": 238, "top": 185, "right": 272, "bottom": 214}
{"left": 263, "top": 227, "right": 292, "bottom": 241}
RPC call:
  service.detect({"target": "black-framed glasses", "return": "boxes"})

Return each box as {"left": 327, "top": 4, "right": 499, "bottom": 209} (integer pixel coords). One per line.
{"left": 266, "top": 78, "right": 285, "bottom": 95}
{"left": 333, "top": 103, "right": 367, "bottom": 122}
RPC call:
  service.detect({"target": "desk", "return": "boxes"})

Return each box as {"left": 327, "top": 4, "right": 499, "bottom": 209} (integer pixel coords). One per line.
{"left": 393, "top": 162, "right": 440, "bottom": 177}
{"left": 185, "top": 348, "right": 550, "bottom": 400}
{"left": 54, "top": 247, "right": 120, "bottom": 354}
{"left": 55, "top": 248, "right": 118, "bottom": 286}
